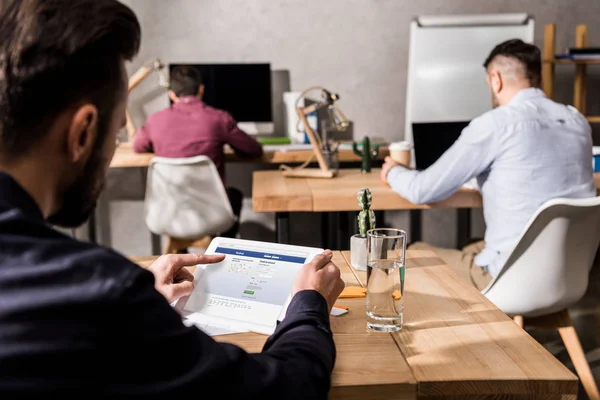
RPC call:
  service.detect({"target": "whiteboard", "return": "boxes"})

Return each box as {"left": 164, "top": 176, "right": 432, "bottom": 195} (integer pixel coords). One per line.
{"left": 404, "top": 13, "right": 534, "bottom": 165}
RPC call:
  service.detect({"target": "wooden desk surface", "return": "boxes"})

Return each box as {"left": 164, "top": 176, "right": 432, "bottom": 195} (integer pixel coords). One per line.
{"left": 129, "top": 251, "right": 418, "bottom": 399}
{"left": 252, "top": 169, "right": 483, "bottom": 212}
{"left": 129, "top": 250, "right": 577, "bottom": 399}
{"left": 110, "top": 142, "right": 389, "bottom": 168}
{"left": 253, "top": 169, "right": 600, "bottom": 213}
{"left": 342, "top": 250, "right": 578, "bottom": 399}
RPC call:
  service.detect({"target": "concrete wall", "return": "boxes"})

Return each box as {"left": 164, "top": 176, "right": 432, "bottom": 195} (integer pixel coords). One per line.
{"left": 89, "top": 0, "right": 600, "bottom": 256}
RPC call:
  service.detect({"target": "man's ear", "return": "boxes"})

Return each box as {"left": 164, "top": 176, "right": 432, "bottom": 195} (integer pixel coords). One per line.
{"left": 198, "top": 85, "right": 205, "bottom": 98}
{"left": 168, "top": 90, "right": 179, "bottom": 103}
{"left": 67, "top": 104, "right": 98, "bottom": 163}
{"left": 489, "top": 70, "right": 503, "bottom": 94}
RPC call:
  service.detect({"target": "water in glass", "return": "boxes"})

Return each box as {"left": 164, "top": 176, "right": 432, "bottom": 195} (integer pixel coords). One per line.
{"left": 366, "top": 259, "right": 404, "bottom": 332}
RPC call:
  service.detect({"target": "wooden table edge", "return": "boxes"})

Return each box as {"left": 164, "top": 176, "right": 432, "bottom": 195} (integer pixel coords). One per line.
{"left": 416, "top": 378, "right": 579, "bottom": 397}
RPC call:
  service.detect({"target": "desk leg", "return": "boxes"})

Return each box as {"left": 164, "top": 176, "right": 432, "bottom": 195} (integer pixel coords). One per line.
{"left": 151, "top": 233, "right": 162, "bottom": 255}
{"left": 457, "top": 208, "right": 472, "bottom": 249}
{"left": 321, "top": 213, "right": 331, "bottom": 249}
{"left": 410, "top": 210, "right": 422, "bottom": 244}
{"left": 276, "top": 212, "right": 290, "bottom": 244}
{"left": 333, "top": 212, "right": 345, "bottom": 250}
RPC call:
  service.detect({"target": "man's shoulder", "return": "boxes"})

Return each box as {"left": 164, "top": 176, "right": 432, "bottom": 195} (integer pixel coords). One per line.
{"left": 202, "top": 104, "right": 233, "bottom": 120}
{"left": 471, "top": 107, "right": 507, "bottom": 130}
{"left": 459, "top": 110, "right": 501, "bottom": 143}
{"left": 146, "top": 107, "right": 173, "bottom": 123}
{"left": 0, "top": 220, "right": 148, "bottom": 299}
{"left": 54, "top": 238, "right": 148, "bottom": 294}
{"left": 467, "top": 102, "right": 533, "bottom": 135}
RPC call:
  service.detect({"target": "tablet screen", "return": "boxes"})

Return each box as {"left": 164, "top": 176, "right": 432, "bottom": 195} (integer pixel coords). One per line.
{"left": 178, "top": 238, "right": 323, "bottom": 335}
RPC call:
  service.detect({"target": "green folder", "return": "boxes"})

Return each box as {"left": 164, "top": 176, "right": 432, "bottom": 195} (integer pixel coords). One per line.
{"left": 258, "top": 137, "right": 292, "bottom": 145}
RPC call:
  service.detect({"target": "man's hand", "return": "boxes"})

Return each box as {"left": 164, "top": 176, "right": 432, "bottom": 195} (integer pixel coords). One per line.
{"left": 292, "top": 250, "right": 345, "bottom": 313}
{"left": 148, "top": 253, "right": 225, "bottom": 303}
{"left": 381, "top": 156, "right": 400, "bottom": 184}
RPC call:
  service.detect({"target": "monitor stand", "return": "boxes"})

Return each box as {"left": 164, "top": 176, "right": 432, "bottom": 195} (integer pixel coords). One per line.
{"left": 237, "top": 122, "right": 274, "bottom": 135}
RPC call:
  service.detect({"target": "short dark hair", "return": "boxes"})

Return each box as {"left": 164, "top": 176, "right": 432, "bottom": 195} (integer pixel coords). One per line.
{"left": 170, "top": 66, "right": 203, "bottom": 97}
{"left": 483, "top": 39, "right": 541, "bottom": 87}
{"left": 0, "top": 0, "right": 141, "bottom": 159}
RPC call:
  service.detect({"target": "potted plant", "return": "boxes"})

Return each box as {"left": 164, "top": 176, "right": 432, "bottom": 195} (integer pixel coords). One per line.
{"left": 352, "top": 136, "right": 380, "bottom": 173}
{"left": 350, "top": 188, "right": 375, "bottom": 271}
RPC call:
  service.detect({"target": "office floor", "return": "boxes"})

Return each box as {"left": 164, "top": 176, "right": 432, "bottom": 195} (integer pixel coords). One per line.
{"left": 526, "top": 259, "right": 600, "bottom": 400}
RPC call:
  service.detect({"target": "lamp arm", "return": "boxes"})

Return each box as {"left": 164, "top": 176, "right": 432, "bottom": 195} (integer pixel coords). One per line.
{"left": 125, "top": 58, "right": 166, "bottom": 141}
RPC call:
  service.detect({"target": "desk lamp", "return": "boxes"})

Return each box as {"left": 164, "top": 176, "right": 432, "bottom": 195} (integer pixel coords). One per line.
{"left": 281, "top": 86, "right": 350, "bottom": 178}
{"left": 125, "top": 57, "right": 168, "bottom": 140}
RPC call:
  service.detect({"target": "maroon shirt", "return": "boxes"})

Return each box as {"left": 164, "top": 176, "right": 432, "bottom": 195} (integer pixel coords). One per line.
{"left": 133, "top": 96, "right": 263, "bottom": 185}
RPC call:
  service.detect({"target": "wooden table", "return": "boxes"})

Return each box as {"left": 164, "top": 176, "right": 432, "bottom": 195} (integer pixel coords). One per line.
{"left": 253, "top": 169, "right": 600, "bottom": 245}
{"left": 110, "top": 142, "right": 389, "bottom": 168}
{"left": 252, "top": 168, "right": 482, "bottom": 244}
{"left": 129, "top": 250, "right": 578, "bottom": 399}
{"left": 253, "top": 169, "right": 482, "bottom": 213}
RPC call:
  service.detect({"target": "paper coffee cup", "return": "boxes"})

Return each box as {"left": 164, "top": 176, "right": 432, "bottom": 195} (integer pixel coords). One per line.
{"left": 389, "top": 141, "right": 412, "bottom": 167}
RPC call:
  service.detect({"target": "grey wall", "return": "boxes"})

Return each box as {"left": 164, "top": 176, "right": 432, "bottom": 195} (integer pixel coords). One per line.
{"left": 94, "top": 0, "right": 600, "bottom": 256}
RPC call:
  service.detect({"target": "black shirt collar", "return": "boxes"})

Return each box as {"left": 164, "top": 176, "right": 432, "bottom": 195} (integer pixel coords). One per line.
{"left": 0, "top": 171, "right": 45, "bottom": 221}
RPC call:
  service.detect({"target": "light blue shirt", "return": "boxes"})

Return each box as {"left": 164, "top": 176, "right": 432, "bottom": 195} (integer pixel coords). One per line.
{"left": 388, "top": 88, "right": 596, "bottom": 277}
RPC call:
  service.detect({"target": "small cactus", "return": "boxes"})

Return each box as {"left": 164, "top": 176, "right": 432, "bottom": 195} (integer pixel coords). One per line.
{"left": 352, "top": 136, "right": 380, "bottom": 173}
{"left": 357, "top": 188, "right": 375, "bottom": 236}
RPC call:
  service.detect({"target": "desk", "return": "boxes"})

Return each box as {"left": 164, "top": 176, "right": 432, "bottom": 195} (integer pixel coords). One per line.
{"left": 110, "top": 142, "right": 389, "bottom": 168}
{"left": 129, "top": 250, "right": 577, "bottom": 399}
{"left": 252, "top": 169, "right": 482, "bottom": 244}
{"left": 254, "top": 169, "right": 600, "bottom": 245}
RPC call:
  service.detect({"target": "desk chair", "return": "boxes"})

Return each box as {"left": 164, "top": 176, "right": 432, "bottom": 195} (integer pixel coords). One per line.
{"left": 481, "top": 197, "right": 600, "bottom": 400}
{"left": 144, "top": 156, "right": 236, "bottom": 254}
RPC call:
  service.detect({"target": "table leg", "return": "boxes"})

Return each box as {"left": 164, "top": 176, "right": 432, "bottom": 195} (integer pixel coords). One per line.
{"left": 457, "top": 208, "right": 472, "bottom": 249}
{"left": 151, "top": 232, "right": 162, "bottom": 255}
{"left": 321, "top": 212, "right": 334, "bottom": 249}
{"left": 334, "top": 212, "right": 346, "bottom": 250}
{"left": 347, "top": 211, "right": 358, "bottom": 236}
{"left": 276, "top": 212, "right": 290, "bottom": 244}
{"left": 410, "top": 210, "right": 422, "bottom": 244}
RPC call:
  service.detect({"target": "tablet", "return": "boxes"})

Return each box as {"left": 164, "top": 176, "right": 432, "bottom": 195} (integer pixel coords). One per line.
{"left": 173, "top": 237, "right": 323, "bottom": 335}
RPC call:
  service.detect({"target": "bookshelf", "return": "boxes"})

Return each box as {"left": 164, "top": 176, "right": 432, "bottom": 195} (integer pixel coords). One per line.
{"left": 542, "top": 23, "right": 599, "bottom": 123}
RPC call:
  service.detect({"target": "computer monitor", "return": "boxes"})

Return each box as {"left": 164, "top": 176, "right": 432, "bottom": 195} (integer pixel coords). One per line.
{"left": 168, "top": 63, "right": 273, "bottom": 134}
{"left": 412, "top": 121, "right": 470, "bottom": 170}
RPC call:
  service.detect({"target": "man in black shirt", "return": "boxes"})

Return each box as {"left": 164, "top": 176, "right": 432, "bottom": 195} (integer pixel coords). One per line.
{"left": 0, "top": 1, "right": 344, "bottom": 398}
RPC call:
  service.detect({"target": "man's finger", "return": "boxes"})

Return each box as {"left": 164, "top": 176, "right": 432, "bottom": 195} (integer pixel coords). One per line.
{"left": 196, "top": 254, "right": 226, "bottom": 265}
{"left": 170, "top": 280, "right": 194, "bottom": 300}
{"left": 306, "top": 251, "right": 333, "bottom": 271}
{"left": 174, "top": 268, "right": 194, "bottom": 283}
{"left": 167, "top": 254, "right": 225, "bottom": 270}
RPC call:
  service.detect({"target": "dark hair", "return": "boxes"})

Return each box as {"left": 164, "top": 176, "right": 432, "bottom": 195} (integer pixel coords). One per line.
{"left": 170, "top": 66, "right": 203, "bottom": 97}
{"left": 483, "top": 39, "right": 541, "bottom": 87}
{"left": 0, "top": 0, "right": 141, "bottom": 159}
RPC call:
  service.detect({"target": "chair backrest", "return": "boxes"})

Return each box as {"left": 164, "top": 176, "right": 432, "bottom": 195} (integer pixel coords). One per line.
{"left": 144, "top": 155, "right": 235, "bottom": 240}
{"left": 482, "top": 196, "right": 600, "bottom": 317}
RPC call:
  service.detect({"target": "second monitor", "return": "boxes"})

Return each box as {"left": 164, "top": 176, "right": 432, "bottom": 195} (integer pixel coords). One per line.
{"left": 169, "top": 63, "right": 273, "bottom": 135}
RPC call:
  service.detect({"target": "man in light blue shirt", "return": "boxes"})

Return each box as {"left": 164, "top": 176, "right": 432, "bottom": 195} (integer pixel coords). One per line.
{"left": 382, "top": 39, "right": 596, "bottom": 290}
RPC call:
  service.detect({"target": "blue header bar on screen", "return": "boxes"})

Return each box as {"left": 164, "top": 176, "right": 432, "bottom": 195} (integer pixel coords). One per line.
{"left": 215, "top": 247, "right": 307, "bottom": 264}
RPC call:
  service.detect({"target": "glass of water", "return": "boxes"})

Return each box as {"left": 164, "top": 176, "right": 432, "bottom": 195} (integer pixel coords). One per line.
{"left": 366, "top": 228, "right": 406, "bottom": 332}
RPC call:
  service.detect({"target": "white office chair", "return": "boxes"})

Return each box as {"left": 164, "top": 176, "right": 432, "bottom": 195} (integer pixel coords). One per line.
{"left": 481, "top": 197, "right": 600, "bottom": 400}
{"left": 144, "top": 155, "right": 236, "bottom": 254}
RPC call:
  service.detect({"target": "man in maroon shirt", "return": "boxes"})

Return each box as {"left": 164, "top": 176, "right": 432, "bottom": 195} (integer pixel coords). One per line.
{"left": 133, "top": 66, "right": 263, "bottom": 238}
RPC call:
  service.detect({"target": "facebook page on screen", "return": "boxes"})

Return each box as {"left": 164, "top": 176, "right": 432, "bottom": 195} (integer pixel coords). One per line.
{"left": 183, "top": 242, "right": 310, "bottom": 328}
